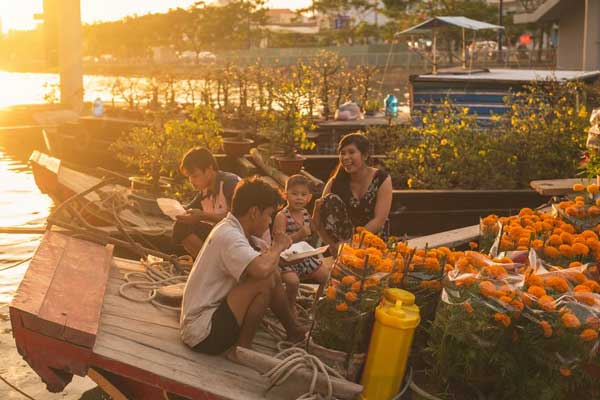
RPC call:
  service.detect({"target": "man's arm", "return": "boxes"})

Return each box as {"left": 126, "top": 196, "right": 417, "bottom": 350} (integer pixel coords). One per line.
{"left": 245, "top": 233, "right": 292, "bottom": 279}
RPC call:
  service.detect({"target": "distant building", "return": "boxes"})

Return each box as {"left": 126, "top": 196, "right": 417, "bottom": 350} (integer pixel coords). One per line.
{"left": 263, "top": 9, "right": 320, "bottom": 35}
{"left": 514, "top": 0, "right": 600, "bottom": 70}
{"left": 152, "top": 46, "right": 177, "bottom": 64}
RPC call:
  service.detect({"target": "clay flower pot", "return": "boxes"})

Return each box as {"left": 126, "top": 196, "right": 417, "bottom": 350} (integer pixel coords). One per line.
{"left": 222, "top": 137, "right": 254, "bottom": 158}
{"left": 271, "top": 153, "right": 306, "bottom": 176}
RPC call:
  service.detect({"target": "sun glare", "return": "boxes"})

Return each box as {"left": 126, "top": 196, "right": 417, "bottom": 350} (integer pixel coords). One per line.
{"left": 0, "top": 0, "right": 43, "bottom": 32}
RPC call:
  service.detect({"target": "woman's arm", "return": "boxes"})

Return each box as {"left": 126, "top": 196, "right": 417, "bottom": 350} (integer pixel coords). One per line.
{"left": 363, "top": 175, "right": 393, "bottom": 234}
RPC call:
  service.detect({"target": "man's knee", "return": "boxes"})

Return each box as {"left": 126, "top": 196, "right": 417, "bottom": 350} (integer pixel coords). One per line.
{"left": 283, "top": 273, "right": 300, "bottom": 288}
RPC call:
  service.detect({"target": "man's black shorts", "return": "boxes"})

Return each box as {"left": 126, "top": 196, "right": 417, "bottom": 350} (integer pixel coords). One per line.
{"left": 172, "top": 221, "right": 213, "bottom": 244}
{"left": 192, "top": 300, "right": 240, "bottom": 355}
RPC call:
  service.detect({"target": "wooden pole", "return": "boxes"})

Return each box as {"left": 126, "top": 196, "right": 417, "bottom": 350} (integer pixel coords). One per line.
{"left": 56, "top": 0, "right": 84, "bottom": 112}
{"left": 462, "top": 28, "right": 467, "bottom": 69}
{"left": 432, "top": 30, "right": 438, "bottom": 74}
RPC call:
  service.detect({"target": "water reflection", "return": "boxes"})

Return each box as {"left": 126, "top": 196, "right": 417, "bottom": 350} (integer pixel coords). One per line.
{"left": 0, "top": 146, "right": 52, "bottom": 304}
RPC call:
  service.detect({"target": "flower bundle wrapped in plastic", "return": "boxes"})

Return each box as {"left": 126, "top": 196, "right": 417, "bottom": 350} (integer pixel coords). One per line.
{"left": 480, "top": 207, "right": 600, "bottom": 267}
{"left": 387, "top": 242, "right": 459, "bottom": 321}
{"left": 553, "top": 182, "right": 600, "bottom": 231}
{"left": 427, "top": 248, "right": 600, "bottom": 399}
{"left": 311, "top": 228, "right": 394, "bottom": 352}
{"left": 310, "top": 228, "right": 395, "bottom": 380}
{"left": 428, "top": 251, "right": 527, "bottom": 397}
{"left": 518, "top": 251, "right": 600, "bottom": 391}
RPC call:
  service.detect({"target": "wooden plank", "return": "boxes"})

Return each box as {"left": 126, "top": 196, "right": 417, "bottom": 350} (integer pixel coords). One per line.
{"left": 407, "top": 224, "right": 479, "bottom": 249}
{"left": 93, "top": 331, "right": 276, "bottom": 400}
{"left": 530, "top": 178, "right": 595, "bottom": 196}
{"left": 10, "top": 231, "right": 69, "bottom": 324}
{"left": 36, "top": 237, "right": 113, "bottom": 348}
{"left": 87, "top": 368, "right": 129, "bottom": 400}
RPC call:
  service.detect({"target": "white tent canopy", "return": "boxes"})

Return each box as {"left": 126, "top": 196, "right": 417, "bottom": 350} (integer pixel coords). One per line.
{"left": 396, "top": 16, "right": 504, "bottom": 74}
{"left": 397, "top": 16, "right": 504, "bottom": 36}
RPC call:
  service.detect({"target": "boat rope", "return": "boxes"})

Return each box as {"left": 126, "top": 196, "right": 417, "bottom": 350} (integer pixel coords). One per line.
{"left": 0, "top": 373, "right": 37, "bottom": 400}
{"left": 0, "top": 256, "right": 33, "bottom": 272}
{"left": 263, "top": 347, "right": 344, "bottom": 400}
{"left": 119, "top": 256, "right": 193, "bottom": 311}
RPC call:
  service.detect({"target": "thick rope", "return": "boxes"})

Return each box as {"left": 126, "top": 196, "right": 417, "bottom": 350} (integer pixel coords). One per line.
{"left": 119, "top": 256, "right": 192, "bottom": 311}
{"left": 263, "top": 347, "right": 344, "bottom": 400}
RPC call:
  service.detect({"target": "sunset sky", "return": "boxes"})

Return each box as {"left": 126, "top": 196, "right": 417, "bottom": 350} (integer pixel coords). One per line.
{"left": 0, "top": 0, "right": 313, "bottom": 33}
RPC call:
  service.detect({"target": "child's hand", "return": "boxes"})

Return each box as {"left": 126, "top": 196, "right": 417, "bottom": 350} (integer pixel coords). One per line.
{"left": 302, "top": 223, "right": 312, "bottom": 238}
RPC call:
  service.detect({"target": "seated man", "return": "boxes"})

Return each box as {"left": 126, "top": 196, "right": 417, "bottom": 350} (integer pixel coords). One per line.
{"left": 174, "top": 147, "right": 241, "bottom": 257}
{"left": 180, "top": 177, "right": 306, "bottom": 356}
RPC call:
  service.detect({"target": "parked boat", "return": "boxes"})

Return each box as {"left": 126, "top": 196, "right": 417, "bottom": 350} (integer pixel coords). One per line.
{"left": 29, "top": 150, "right": 175, "bottom": 252}
{"left": 9, "top": 231, "right": 363, "bottom": 399}
{"left": 410, "top": 69, "right": 600, "bottom": 124}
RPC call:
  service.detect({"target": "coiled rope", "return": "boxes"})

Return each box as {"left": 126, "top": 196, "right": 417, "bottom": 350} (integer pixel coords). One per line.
{"left": 119, "top": 256, "right": 193, "bottom": 311}
{"left": 263, "top": 347, "right": 344, "bottom": 400}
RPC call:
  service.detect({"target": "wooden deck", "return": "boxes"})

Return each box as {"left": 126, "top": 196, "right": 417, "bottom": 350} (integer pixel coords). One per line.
{"left": 10, "top": 232, "right": 362, "bottom": 400}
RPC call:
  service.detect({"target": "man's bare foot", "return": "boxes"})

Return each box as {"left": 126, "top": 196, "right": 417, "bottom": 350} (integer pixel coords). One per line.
{"left": 224, "top": 347, "right": 240, "bottom": 363}
{"left": 286, "top": 325, "right": 308, "bottom": 344}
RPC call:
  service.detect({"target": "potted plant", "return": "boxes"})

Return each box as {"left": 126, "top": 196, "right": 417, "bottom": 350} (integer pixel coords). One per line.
{"left": 111, "top": 106, "right": 223, "bottom": 195}
{"left": 363, "top": 99, "right": 381, "bottom": 117}
{"left": 260, "top": 78, "right": 316, "bottom": 175}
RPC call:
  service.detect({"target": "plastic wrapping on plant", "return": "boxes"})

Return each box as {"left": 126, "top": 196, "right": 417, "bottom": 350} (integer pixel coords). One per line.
{"left": 479, "top": 208, "right": 600, "bottom": 268}
{"left": 519, "top": 248, "right": 600, "bottom": 374}
{"left": 312, "top": 229, "right": 393, "bottom": 354}
{"left": 553, "top": 184, "right": 600, "bottom": 232}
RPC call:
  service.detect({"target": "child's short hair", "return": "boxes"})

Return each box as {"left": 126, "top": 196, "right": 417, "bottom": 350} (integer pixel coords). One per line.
{"left": 285, "top": 174, "right": 310, "bottom": 192}
{"left": 232, "top": 176, "right": 284, "bottom": 217}
{"left": 179, "top": 147, "right": 218, "bottom": 174}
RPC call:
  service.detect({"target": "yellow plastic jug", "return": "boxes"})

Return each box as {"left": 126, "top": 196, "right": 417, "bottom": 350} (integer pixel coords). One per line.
{"left": 360, "top": 288, "right": 420, "bottom": 400}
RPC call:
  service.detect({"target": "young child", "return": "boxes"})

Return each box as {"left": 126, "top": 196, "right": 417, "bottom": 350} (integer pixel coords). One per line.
{"left": 273, "top": 175, "right": 330, "bottom": 318}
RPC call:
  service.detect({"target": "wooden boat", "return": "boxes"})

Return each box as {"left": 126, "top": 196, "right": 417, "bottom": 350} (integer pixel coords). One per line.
{"left": 29, "top": 150, "right": 175, "bottom": 251}
{"left": 9, "top": 232, "right": 363, "bottom": 399}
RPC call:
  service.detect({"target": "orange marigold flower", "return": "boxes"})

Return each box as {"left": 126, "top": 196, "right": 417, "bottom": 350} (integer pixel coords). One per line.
{"left": 538, "top": 295, "right": 556, "bottom": 311}
{"left": 345, "top": 291, "right": 358, "bottom": 302}
{"left": 586, "top": 316, "right": 600, "bottom": 330}
{"left": 527, "top": 285, "right": 547, "bottom": 298}
{"left": 543, "top": 246, "right": 560, "bottom": 259}
{"left": 580, "top": 328, "right": 598, "bottom": 342}
{"left": 572, "top": 243, "right": 590, "bottom": 256}
{"left": 494, "top": 312, "right": 511, "bottom": 327}
{"left": 539, "top": 320, "right": 553, "bottom": 338}
{"left": 511, "top": 299, "right": 524, "bottom": 312}
{"left": 463, "top": 302, "right": 474, "bottom": 314}
{"left": 469, "top": 241, "right": 478, "bottom": 249}
{"left": 561, "top": 312, "right": 581, "bottom": 329}
{"left": 341, "top": 275, "right": 357, "bottom": 286}
{"left": 560, "top": 368, "right": 572, "bottom": 377}
{"left": 560, "top": 232, "right": 573, "bottom": 245}
{"left": 326, "top": 286, "right": 337, "bottom": 300}
{"left": 499, "top": 295, "right": 513, "bottom": 304}
{"left": 532, "top": 239, "right": 544, "bottom": 249}
{"left": 526, "top": 274, "right": 544, "bottom": 287}
{"left": 336, "top": 302, "right": 349, "bottom": 312}
{"left": 589, "top": 206, "right": 600, "bottom": 217}
{"left": 588, "top": 184, "right": 600, "bottom": 195}
{"left": 350, "top": 281, "right": 362, "bottom": 292}
{"left": 562, "top": 224, "right": 576, "bottom": 234}
{"left": 547, "top": 235, "right": 562, "bottom": 247}
{"left": 583, "top": 280, "right": 600, "bottom": 293}
{"left": 568, "top": 261, "right": 583, "bottom": 268}
{"left": 479, "top": 281, "right": 497, "bottom": 297}
{"left": 545, "top": 276, "right": 569, "bottom": 293}
{"left": 574, "top": 284, "right": 592, "bottom": 293}
{"left": 559, "top": 244, "right": 574, "bottom": 258}
{"left": 574, "top": 292, "right": 596, "bottom": 306}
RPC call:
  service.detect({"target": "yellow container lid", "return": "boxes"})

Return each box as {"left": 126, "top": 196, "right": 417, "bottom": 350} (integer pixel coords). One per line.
{"left": 383, "top": 288, "right": 415, "bottom": 306}
{"left": 376, "top": 300, "right": 420, "bottom": 329}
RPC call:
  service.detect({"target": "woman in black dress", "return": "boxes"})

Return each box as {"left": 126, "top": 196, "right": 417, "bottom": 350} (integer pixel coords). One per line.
{"left": 313, "top": 133, "right": 393, "bottom": 255}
